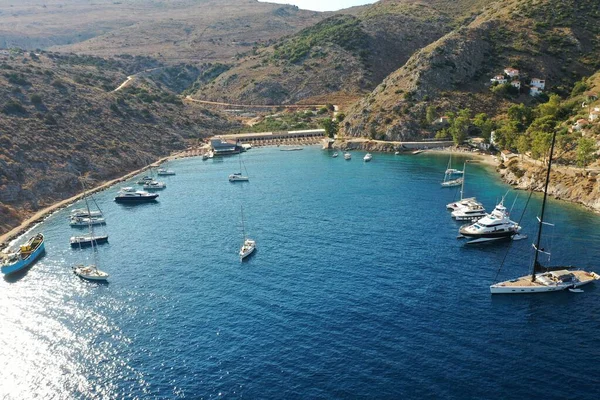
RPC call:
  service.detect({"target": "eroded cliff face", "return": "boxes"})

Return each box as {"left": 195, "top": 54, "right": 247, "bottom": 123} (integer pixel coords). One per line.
{"left": 499, "top": 159, "right": 600, "bottom": 213}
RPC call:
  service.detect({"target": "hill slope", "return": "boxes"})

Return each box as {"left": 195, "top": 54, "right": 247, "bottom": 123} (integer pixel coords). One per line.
{"left": 0, "top": 50, "right": 237, "bottom": 234}
{"left": 0, "top": 0, "right": 326, "bottom": 64}
{"left": 186, "top": 0, "right": 497, "bottom": 105}
{"left": 342, "top": 0, "right": 600, "bottom": 140}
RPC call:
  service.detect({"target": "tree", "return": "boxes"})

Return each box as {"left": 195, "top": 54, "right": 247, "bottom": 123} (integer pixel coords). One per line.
{"left": 472, "top": 113, "right": 494, "bottom": 141}
{"left": 426, "top": 105, "right": 437, "bottom": 124}
{"left": 507, "top": 104, "right": 533, "bottom": 131}
{"left": 538, "top": 94, "right": 561, "bottom": 118}
{"left": 320, "top": 118, "right": 338, "bottom": 138}
{"left": 576, "top": 137, "right": 597, "bottom": 168}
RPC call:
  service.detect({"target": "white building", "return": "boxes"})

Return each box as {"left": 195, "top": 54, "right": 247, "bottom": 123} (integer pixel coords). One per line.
{"left": 530, "top": 86, "right": 543, "bottom": 96}
{"left": 530, "top": 78, "right": 546, "bottom": 90}
{"left": 504, "top": 68, "right": 520, "bottom": 78}
{"left": 491, "top": 75, "right": 507, "bottom": 84}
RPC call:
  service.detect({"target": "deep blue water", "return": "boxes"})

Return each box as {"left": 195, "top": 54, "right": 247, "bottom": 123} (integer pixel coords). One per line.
{"left": 2, "top": 147, "right": 600, "bottom": 399}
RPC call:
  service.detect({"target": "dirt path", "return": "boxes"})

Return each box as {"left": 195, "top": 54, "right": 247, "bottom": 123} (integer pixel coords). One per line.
{"left": 183, "top": 95, "right": 328, "bottom": 109}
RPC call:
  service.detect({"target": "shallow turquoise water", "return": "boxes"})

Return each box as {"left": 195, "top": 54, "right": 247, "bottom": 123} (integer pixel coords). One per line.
{"left": 1, "top": 147, "right": 600, "bottom": 399}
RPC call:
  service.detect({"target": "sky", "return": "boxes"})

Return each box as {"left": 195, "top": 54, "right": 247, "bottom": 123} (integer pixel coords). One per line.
{"left": 258, "top": 0, "right": 378, "bottom": 12}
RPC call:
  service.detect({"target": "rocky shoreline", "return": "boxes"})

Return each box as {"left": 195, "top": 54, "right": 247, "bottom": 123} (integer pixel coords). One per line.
{"left": 498, "top": 158, "right": 600, "bottom": 214}
{"left": 0, "top": 154, "right": 180, "bottom": 251}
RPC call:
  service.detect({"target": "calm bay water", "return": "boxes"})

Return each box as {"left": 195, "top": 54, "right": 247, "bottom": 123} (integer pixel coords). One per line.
{"left": 2, "top": 147, "right": 600, "bottom": 399}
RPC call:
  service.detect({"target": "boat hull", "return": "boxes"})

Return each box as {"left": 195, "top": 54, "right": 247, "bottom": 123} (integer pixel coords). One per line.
{"left": 1, "top": 235, "right": 45, "bottom": 275}
{"left": 70, "top": 235, "right": 109, "bottom": 247}
{"left": 114, "top": 194, "right": 159, "bottom": 203}
{"left": 73, "top": 265, "right": 109, "bottom": 281}
{"left": 490, "top": 271, "right": 600, "bottom": 294}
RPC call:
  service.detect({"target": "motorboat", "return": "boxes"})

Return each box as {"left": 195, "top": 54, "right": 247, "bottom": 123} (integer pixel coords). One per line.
{"left": 70, "top": 234, "right": 109, "bottom": 247}
{"left": 143, "top": 181, "right": 166, "bottom": 190}
{"left": 344, "top": 152, "right": 351, "bottom": 160}
{"left": 364, "top": 153, "right": 372, "bottom": 162}
{"left": 394, "top": 151, "right": 400, "bottom": 155}
{"left": 157, "top": 168, "right": 176, "bottom": 176}
{"left": 114, "top": 187, "right": 159, "bottom": 203}
{"left": 1, "top": 233, "right": 45, "bottom": 276}
{"left": 332, "top": 152, "right": 339, "bottom": 158}
{"left": 451, "top": 203, "right": 487, "bottom": 221}
{"left": 70, "top": 216, "right": 106, "bottom": 226}
{"left": 459, "top": 200, "right": 521, "bottom": 244}
{"left": 202, "top": 153, "right": 209, "bottom": 160}
{"left": 445, "top": 168, "right": 463, "bottom": 175}
{"left": 490, "top": 129, "right": 600, "bottom": 294}
{"left": 446, "top": 197, "right": 481, "bottom": 211}
{"left": 72, "top": 265, "right": 109, "bottom": 281}
{"left": 70, "top": 208, "right": 103, "bottom": 218}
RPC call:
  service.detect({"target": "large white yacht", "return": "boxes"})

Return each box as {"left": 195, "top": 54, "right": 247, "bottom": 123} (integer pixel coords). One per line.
{"left": 114, "top": 187, "right": 159, "bottom": 203}
{"left": 459, "top": 200, "right": 521, "bottom": 244}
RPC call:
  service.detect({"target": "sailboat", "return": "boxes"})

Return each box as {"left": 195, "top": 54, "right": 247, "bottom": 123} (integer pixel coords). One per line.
{"left": 229, "top": 152, "right": 249, "bottom": 182}
{"left": 239, "top": 205, "right": 256, "bottom": 261}
{"left": 72, "top": 181, "right": 109, "bottom": 281}
{"left": 441, "top": 155, "right": 463, "bottom": 187}
{"left": 490, "top": 131, "right": 600, "bottom": 294}
{"left": 70, "top": 179, "right": 108, "bottom": 246}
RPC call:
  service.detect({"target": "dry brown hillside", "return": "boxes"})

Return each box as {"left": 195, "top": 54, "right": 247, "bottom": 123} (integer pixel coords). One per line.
{"left": 0, "top": 0, "right": 327, "bottom": 64}
{"left": 342, "top": 0, "right": 600, "bottom": 140}
{"left": 186, "top": 0, "right": 496, "bottom": 105}
{"left": 0, "top": 50, "right": 238, "bottom": 234}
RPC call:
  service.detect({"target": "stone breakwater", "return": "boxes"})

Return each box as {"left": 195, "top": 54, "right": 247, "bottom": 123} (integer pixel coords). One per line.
{"left": 499, "top": 158, "right": 600, "bottom": 214}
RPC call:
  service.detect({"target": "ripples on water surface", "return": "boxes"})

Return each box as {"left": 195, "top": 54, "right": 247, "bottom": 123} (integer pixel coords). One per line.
{"left": 2, "top": 147, "right": 600, "bottom": 399}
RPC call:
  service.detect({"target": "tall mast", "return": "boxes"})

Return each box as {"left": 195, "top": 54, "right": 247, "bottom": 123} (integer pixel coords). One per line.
{"left": 241, "top": 205, "right": 246, "bottom": 241}
{"left": 81, "top": 177, "right": 98, "bottom": 270}
{"left": 459, "top": 161, "right": 466, "bottom": 200}
{"left": 531, "top": 130, "right": 557, "bottom": 281}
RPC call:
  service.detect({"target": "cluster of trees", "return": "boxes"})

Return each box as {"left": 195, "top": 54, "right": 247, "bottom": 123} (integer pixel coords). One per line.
{"left": 430, "top": 89, "right": 597, "bottom": 167}
{"left": 431, "top": 107, "right": 494, "bottom": 145}
{"left": 493, "top": 94, "right": 597, "bottom": 166}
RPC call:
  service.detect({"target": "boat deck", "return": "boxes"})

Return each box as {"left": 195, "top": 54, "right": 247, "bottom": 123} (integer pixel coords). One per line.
{"left": 495, "top": 270, "right": 600, "bottom": 287}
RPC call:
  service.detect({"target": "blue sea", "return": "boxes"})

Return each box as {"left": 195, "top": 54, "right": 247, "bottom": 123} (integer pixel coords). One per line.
{"left": 2, "top": 147, "right": 600, "bottom": 399}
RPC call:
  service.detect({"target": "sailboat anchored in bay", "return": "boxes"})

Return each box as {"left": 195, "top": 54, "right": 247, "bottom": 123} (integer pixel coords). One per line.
{"left": 490, "top": 130, "right": 599, "bottom": 294}
{"left": 239, "top": 205, "right": 256, "bottom": 261}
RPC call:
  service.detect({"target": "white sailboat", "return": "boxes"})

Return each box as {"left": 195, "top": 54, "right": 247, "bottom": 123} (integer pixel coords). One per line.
{"left": 239, "top": 205, "right": 256, "bottom": 261}
{"left": 441, "top": 156, "right": 463, "bottom": 187}
{"left": 490, "top": 131, "right": 599, "bottom": 294}
{"left": 73, "top": 184, "right": 109, "bottom": 281}
{"left": 229, "top": 152, "right": 249, "bottom": 182}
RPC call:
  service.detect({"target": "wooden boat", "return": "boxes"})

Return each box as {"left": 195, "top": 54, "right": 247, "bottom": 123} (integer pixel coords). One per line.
{"left": 1, "top": 233, "right": 45, "bottom": 276}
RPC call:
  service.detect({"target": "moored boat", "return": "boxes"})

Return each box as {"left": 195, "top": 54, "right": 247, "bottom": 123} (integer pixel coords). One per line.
{"left": 70, "top": 216, "right": 106, "bottom": 226}
{"left": 73, "top": 265, "right": 109, "bottom": 281}
{"left": 157, "top": 168, "right": 176, "bottom": 176}
{"left": 70, "top": 234, "right": 109, "bottom": 247}
{"left": 1, "top": 233, "right": 45, "bottom": 276}
{"left": 459, "top": 199, "right": 521, "bottom": 244}
{"left": 363, "top": 153, "right": 372, "bottom": 162}
{"left": 137, "top": 176, "right": 154, "bottom": 185}
{"left": 239, "top": 205, "right": 256, "bottom": 261}
{"left": 332, "top": 152, "right": 339, "bottom": 158}
{"left": 143, "top": 180, "right": 166, "bottom": 190}
{"left": 344, "top": 152, "right": 351, "bottom": 160}
{"left": 70, "top": 208, "right": 103, "bottom": 218}
{"left": 114, "top": 187, "right": 159, "bottom": 203}
{"left": 490, "top": 129, "right": 600, "bottom": 294}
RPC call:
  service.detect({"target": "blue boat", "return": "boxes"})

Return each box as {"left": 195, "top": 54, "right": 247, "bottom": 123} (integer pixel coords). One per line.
{"left": 1, "top": 233, "right": 45, "bottom": 276}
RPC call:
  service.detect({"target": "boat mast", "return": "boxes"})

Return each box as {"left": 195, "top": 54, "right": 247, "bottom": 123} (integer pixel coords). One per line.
{"left": 531, "top": 130, "right": 557, "bottom": 281}
{"left": 81, "top": 177, "right": 98, "bottom": 271}
{"left": 459, "top": 161, "right": 467, "bottom": 200}
{"left": 241, "top": 205, "right": 246, "bottom": 241}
